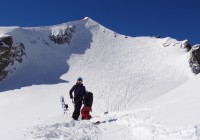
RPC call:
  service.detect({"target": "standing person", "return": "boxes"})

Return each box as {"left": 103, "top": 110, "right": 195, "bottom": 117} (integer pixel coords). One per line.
{"left": 69, "top": 77, "right": 86, "bottom": 120}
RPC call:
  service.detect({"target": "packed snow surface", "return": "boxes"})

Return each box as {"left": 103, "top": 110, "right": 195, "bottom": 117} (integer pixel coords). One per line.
{"left": 0, "top": 18, "right": 199, "bottom": 140}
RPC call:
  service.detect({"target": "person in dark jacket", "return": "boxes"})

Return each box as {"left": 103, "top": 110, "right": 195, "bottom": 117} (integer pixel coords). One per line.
{"left": 69, "top": 77, "right": 86, "bottom": 120}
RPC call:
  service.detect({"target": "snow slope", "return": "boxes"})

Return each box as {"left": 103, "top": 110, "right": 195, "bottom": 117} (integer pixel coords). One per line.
{"left": 0, "top": 17, "right": 199, "bottom": 140}
{"left": 139, "top": 74, "right": 200, "bottom": 127}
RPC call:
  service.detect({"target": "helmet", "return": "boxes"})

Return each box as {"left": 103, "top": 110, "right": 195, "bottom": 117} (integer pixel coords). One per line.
{"left": 77, "top": 77, "right": 83, "bottom": 81}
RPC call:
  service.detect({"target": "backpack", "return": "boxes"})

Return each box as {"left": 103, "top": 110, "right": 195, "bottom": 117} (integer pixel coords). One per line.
{"left": 84, "top": 92, "right": 93, "bottom": 107}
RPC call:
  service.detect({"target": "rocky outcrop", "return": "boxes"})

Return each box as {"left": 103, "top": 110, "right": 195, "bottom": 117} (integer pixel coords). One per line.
{"left": 182, "top": 40, "right": 192, "bottom": 52}
{"left": 0, "top": 36, "right": 13, "bottom": 48}
{"left": 0, "top": 36, "right": 26, "bottom": 81}
{"left": 189, "top": 44, "right": 200, "bottom": 74}
{"left": 49, "top": 25, "right": 75, "bottom": 45}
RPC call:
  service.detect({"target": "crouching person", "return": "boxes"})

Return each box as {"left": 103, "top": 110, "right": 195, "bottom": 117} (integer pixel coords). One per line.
{"left": 81, "top": 91, "right": 93, "bottom": 120}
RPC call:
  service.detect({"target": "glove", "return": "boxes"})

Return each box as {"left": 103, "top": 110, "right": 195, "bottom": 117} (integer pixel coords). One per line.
{"left": 70, "top": 94, "right": 73, "bottom": 99}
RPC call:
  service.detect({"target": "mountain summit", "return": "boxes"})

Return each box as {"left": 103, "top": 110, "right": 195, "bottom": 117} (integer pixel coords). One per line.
{"left": 0, "top": 17, "right": 195, "bottom": 109}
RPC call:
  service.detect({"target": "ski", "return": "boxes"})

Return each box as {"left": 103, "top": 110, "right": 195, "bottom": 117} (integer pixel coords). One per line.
{"left": 92, "top": 118, "right": 117, "bottom": 125}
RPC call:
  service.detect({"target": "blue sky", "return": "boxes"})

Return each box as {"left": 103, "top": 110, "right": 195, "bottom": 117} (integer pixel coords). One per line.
{"left": 1, "top": 0, "right": 200, "bottom": 45}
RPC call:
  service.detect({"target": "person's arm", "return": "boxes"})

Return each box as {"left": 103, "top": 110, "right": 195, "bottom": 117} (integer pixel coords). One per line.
{"left": 69, "top": 85, "right": 76, "bottom": 99}
{"left": 83, "top": 86, "right": 87, "bottom": 97}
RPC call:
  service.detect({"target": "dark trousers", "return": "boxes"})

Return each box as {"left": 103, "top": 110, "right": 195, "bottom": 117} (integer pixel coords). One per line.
{"left": 72, "top": 98, "right": 83, "bottom": 120}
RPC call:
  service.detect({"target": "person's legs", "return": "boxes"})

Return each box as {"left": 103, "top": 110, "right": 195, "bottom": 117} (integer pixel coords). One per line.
{"left": 72, "top": 99, "right": 82, "bottom": 120}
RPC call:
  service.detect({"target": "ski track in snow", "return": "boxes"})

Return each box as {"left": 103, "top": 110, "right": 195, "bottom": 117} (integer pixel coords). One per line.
{"left": 64, "top": 26, "right": 193, "bottom": 113}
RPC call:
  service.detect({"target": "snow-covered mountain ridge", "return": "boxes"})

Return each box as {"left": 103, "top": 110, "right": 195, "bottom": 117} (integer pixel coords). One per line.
{"left": 0, "top": 17, "right": 200, "bottom": 140}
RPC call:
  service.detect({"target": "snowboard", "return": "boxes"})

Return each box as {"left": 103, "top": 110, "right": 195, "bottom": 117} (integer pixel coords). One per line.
{"left": 60, "top": 95, "right": 68, "bottom": 114}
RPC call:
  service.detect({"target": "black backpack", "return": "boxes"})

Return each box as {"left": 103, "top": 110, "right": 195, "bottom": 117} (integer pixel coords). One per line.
{"left": 84, "top": 92, "right": 93, "bottom": 107}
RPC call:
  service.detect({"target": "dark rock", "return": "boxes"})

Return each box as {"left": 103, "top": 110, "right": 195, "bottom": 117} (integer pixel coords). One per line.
{"left": 30, "top": 40, "right": 37, "bottom": 44}
{"left": 0, "top": 36, "right": 12, "bottom": 77}
{"left": 189, "top": 44, "right": 200, "bottom": 74}
{"left": 150, "top": 36, "right": 160, "bottom": 38}
{"left": 43, "top": 40, "right": 49, "bottom": 46}
{"left": 114, "top": 32, "right": 118, "bottom": 37}
{"left": 49, "top": 25, "right": 76, "bottom": 45}
{"left": 0, "top": 36, "right": 26, "bottom": 81}
{"left": 182, "top": 40, "right": 192, "bottom": 52}
{"left": 0, "top": 36, "right": 13, "bottom": 48}
{"left": 11, "top": 43, "right": 26, "bottom": 63}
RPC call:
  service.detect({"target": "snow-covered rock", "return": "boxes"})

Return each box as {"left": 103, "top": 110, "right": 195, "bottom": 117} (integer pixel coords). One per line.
{"left": 0, "top": 36, "right": 25, "bottom": 81}
{"left": 189, "top": 44, "right": 200, "bottom": 74}
{"left": 49, "top": 25, "right": 75, "bottom": 44}
{"left": 181, "top": 39, "right": 192, "bottom": 52}
{"left": 0, "top": 35, "right": 13, "bottom": 47}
